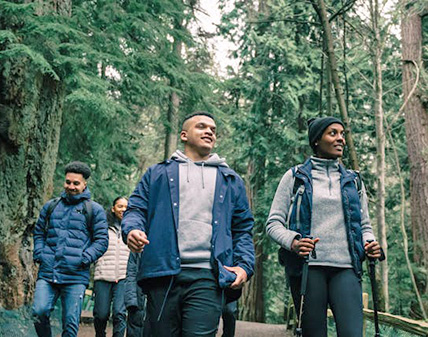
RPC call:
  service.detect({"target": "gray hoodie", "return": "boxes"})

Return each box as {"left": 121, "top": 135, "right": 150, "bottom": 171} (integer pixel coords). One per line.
{"left": 171, "top": 150, "right": 228, "bottom": 269}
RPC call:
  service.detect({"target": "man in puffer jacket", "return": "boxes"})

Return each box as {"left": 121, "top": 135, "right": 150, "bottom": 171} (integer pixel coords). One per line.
{"left": 32, "top": 161, "right": 108, "bottom": 337}
{"left": 93, "top": 196, "right": 130, "bottom": 337}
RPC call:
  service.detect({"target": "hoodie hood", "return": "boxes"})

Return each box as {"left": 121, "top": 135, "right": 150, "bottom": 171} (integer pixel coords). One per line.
{"left": 171, "top": 150, "right": 228, "bottom": 167}
{"left": 171, "top": 150, "right": 228, "bottom": 189}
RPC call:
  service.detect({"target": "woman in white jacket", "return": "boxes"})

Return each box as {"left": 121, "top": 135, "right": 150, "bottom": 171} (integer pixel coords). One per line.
{"left": 93, "top": 197, "right": 130, "bottom": 337}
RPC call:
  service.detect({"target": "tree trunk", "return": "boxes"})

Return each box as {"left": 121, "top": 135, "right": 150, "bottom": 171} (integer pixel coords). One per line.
{"left": 240, "top": 158, "right": 265, "bottom": 323}
{"left": 164, "top": 24, "right": 182, "bottom": 160}
{"left": 324, "top": 39, "right": 334, "bottom": 116}
{"left": 238, "top": 0, "right": 269, "bottom": 322}
{"left": 370, "top": 0, "right": 389, "bottom": 312}
{"left": 401, "top": 3, "right": 428, "bottom": 295}
{"left": 312, "top": 0, "right": 359, "bottom": 170}
{"left": 164, "top": 90, "right": 180, "bottom": 160}
{"left": 0, "top": 0, "right": 69, "bottom": 309}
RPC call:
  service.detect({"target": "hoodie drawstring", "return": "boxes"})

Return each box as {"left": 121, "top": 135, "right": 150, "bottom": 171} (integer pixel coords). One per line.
{"left": 201, "top": 162, "right": 205, "bottom": 189}
{"left": 157, "top": 276, "right": 174, "bottom": 321}
{"left": 185, "top": 160, "right": 206, "bottom": 189}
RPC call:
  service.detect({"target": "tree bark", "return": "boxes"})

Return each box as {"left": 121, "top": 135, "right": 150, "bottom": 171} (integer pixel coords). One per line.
{"left": 240, "top": 158, "right": 265, "bottom": 323}
{"left": 370, "top": 0, "right": 389, "bottom": 312}
{"left": 324, "top": 39, "right": 334, "bottom": 116}
{"left": 164, "top": 90, "right": 180, "bottom": 160}
{"left": 164, "top": 21, "right": 182, "bottom": 160}
{"left": 401, "top": 2, "right": 428, "bottom": 296}
{"left": 0, "top": 0, "right": 69, "bottom": 309}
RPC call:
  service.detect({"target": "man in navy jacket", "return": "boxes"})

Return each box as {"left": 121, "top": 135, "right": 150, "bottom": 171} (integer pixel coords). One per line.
{"left": 122, "top": 112, "right": 255, "bottom": 337}
{"left": 32, "top": 161, "right": 108, "bottom": 337}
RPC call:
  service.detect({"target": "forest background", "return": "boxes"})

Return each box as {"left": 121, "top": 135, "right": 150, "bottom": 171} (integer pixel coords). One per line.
{"left": 0, "top": 0, "right": 427, "bottom": 334}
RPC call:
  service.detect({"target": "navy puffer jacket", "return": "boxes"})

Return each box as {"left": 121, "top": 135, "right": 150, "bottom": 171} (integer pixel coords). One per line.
{"left": 33, "top": 188, "right": 108, "bottom": 285}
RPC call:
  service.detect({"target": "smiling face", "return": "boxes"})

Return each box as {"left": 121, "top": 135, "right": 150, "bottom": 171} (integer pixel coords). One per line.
{"left": 112, "top": 198, "right": 128, "bottom": 220}
{"left": 63, "top": 172, "right": 87, "bottom": 196}
{"left": 315, "top": 123, "right": 346, "bottom": 159}
{"left": 180, "top": 115, "right": 217, "bottom": 161}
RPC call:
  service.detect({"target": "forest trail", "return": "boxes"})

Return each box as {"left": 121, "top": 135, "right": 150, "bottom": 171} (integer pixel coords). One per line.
{"left": 76, "top": 320, "right": 291, "bottom": 337}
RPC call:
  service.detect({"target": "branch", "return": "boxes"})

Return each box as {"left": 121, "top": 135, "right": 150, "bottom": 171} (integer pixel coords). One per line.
{"left": 309, "top": 0, "right": 322, "bottom": 21}
{"left": 385, "top": 60, "right": 420, "bottom": 134}
{"left": 247, "top": 18, "right": 321, "bottom": 26}
{"left": 329, "top": 0, "right": 358, "bottom": 22}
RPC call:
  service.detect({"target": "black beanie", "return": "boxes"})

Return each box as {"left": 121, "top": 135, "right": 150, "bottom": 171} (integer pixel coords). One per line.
{"left": 307, "top": 117, "right": 345, "bottom": 150}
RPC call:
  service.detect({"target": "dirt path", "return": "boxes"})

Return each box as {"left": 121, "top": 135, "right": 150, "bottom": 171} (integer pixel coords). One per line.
{"left": 77, "top": 320, "right": 291, "bottom": 337}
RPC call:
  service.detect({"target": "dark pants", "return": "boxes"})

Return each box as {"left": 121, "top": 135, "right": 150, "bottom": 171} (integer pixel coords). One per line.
{"left": 127, "top": 296, "right": 146, "bottom": 337}
{"left": 145, "top": 269, "right": 223, "bottom": 337}
{"left": 93, "top": 280, "right": 127, "bottom": 337}
{"left": 289, "top": 266, "right": 363, "bottom": 337}
{"left": 222, "top": 301, "right": 237, "bottom": 337}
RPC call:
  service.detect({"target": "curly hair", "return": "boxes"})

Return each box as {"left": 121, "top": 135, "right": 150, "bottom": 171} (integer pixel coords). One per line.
{"left": 64, "top": 161, "right": 91, "bottom": 179}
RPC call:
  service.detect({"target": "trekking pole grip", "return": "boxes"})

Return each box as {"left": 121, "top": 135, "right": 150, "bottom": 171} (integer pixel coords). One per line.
{"left": 366, "top": 239, "right": 385, "bottom": 262}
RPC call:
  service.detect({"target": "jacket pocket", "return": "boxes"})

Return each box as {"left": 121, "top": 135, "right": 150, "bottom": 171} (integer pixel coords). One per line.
{"left": 217, "top": 261, "right": 237, "bottom": 289}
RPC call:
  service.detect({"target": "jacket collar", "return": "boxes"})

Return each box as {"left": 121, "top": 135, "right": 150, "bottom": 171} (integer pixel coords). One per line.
{"left": 296, "top": 158, "right": 355, "bottom": 183}
{"left": 60, "top": 188, "right": 91, "bottom": 204}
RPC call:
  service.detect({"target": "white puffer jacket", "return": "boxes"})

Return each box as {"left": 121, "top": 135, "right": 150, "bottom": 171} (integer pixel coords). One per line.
{"left": 94, "top": 215, "right": 130, "bottom": 282}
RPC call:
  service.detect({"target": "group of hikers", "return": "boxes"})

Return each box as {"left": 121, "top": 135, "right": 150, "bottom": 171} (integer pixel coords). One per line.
{"left": 30, "top": 112, "right": 382, "bottom": 337}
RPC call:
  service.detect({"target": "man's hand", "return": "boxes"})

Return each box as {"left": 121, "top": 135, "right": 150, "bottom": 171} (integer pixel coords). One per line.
{"left": 291, "top": 237, "right": 320, "bottom": 258}
{"left": 365, "top": 240, "right": 381, "bottom": 259}
{"left": 127, "top": 229, "right": 149, "bottom": 253}
{"left": 224, "top": 266, "right": 248, "bottom": 289}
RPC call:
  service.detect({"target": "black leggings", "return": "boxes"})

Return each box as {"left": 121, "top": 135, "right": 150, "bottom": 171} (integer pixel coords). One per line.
{"left": 289, "top": 266, "right": 363, "bottom": 337}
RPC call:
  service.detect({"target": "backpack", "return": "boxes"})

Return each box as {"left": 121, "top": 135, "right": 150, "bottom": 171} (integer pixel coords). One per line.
{"left": 278, "top": 166, "right": 363, "bottom": 267}
{"left": 44, "top": 197, "right": 94, "bottom": 236}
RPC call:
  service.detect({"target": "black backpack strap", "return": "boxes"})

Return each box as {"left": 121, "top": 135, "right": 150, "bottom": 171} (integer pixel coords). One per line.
{"left": 291, "top": 164, "right": 305, "bottom": 195}
{"left": 352, "top": 170, "right": 363, "bottom": 198}
{"left": 82, "top": 200, "right": 94, "bottom": 237}
{"left": 291, "top": 166, "right": 298, "bottom": 195}
{"left": 44, "top": 197, "right": 61, "bottom": 233}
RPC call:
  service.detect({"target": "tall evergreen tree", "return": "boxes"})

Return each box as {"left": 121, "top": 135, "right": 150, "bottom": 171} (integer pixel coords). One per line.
{"left": 0, "top": 0, "right": 71, "bottom": 308}
{"left": 401, "top": 0, "right": 428, "bottom": 310}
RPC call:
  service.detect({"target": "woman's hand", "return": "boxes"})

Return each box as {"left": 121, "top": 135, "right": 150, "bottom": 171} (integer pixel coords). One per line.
{"left": 291, "top": 237, "right": 320, "bottom": 258}
{"left": 365, "top": 241, "right": 382, "bottom": 259}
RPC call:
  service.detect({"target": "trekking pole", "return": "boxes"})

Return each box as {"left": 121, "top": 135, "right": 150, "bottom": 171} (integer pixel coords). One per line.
{"left": 367, "top": 240, "right": 385, "bottom": 337}
{"left": 295, "top": 237, "right": 316, "bottom": 337}
{"left": 295, "top": 254, "right": 309, "bottom": 337}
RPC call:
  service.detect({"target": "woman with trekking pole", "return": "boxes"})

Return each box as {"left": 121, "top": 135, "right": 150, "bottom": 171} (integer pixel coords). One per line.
{"left": 266, "top": 116, "right": 382, "bottom": 337}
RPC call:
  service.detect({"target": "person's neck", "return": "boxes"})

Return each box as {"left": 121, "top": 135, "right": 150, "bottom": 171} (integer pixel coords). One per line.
{"left": 314, "top": 154, "right": 340, "bottom": 160}
{"left": 184, "top": 148, "right": 211, "bottom": 162}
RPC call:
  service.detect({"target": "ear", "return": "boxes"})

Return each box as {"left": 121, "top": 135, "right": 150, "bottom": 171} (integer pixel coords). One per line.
{"left": 180, "top": 130, "right": 188, "bottom": 142}
{"left": 111, "top": 206, "right": 115, "bottom": 213}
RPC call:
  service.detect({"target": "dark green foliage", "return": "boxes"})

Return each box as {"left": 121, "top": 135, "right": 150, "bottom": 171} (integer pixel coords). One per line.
{"left": 0, "top": 0, "right": 424, "bottom": 330}
{"left": 48, "top": 0, "right": 217, "bottom": 206}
